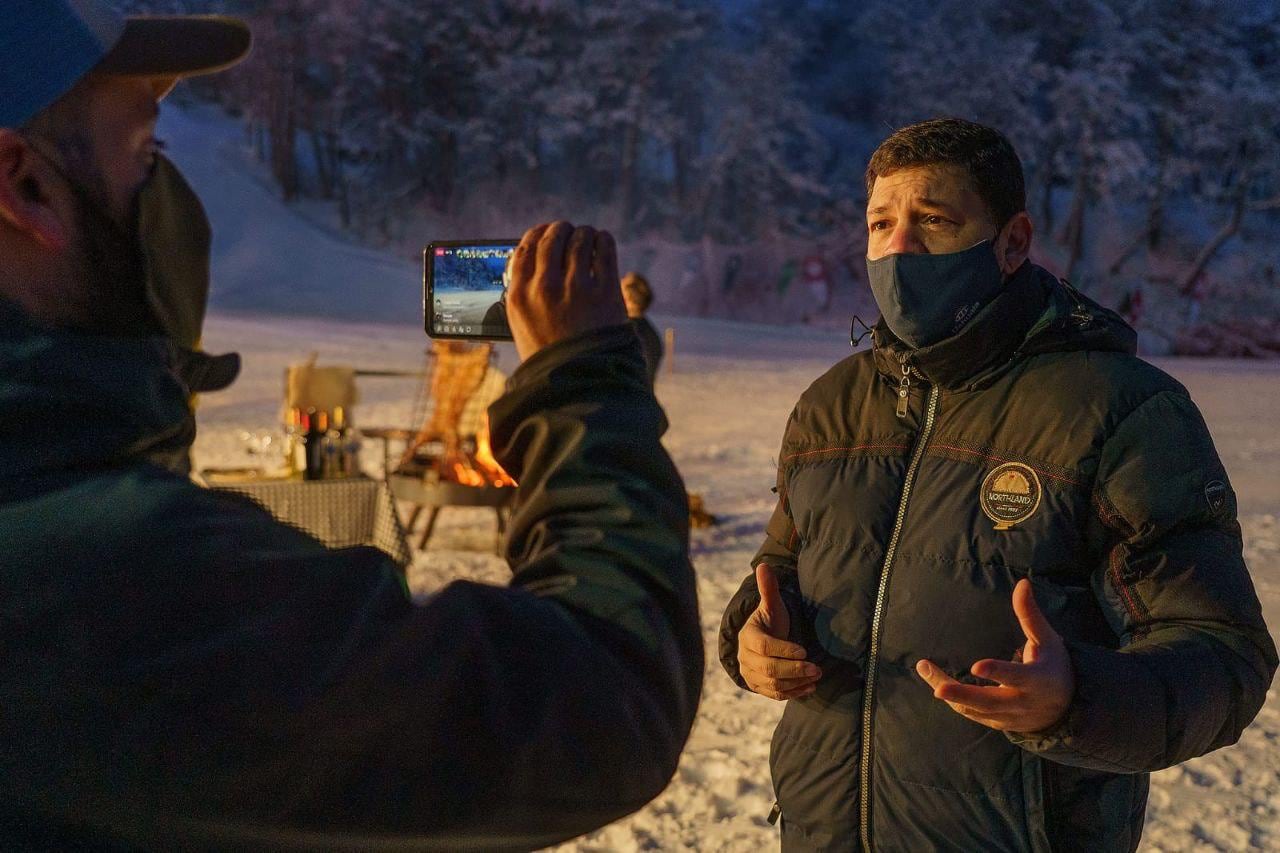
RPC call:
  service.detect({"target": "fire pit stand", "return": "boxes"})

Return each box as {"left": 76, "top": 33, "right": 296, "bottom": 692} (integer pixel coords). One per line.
{"left": 372, "top": 340, "right": 517, "bottom": 553}
{"left": 389, "top": 473, "right": 514, "bottom": 552}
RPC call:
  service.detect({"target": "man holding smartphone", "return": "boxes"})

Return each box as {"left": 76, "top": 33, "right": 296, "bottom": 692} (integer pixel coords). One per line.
{"left": 0, "top": 3, "right": 700, "bottom": 849}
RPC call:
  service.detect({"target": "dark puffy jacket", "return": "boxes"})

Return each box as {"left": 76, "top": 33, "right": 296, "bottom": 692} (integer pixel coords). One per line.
{"left": 719, "top": 264, "right": 1277, "bottom": 852}
{"left": 0, "top": 303, "right": 702, "bottom": 851}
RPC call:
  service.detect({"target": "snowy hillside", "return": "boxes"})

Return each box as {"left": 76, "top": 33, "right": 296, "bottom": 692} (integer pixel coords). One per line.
{"left": 161, "top": 106, "right": 421, "bottom": 325}
{"left": 173, "top": 102, "right": 1280, "bottom": 852}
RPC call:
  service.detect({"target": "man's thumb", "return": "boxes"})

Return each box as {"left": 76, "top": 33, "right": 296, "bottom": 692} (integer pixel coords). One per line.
{"left": 1012, "top": 578, "right": 1055, "bottom": 648}
{"left": 755, "top": 563, "right": 789, "bottom": 638}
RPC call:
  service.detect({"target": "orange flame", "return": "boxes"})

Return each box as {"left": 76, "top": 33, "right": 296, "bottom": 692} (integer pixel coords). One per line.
{"left": 451, "top": 461, "right": 486, "bottom": 487}
{"left": 441, "top": 415, "right": 517, "bottom": 488}
{"left": 473, "top": 415, "right": 517, "bottom": 487}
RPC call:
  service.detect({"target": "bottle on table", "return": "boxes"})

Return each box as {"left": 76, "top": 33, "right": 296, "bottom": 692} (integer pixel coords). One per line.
{"left": 303, "top": 408, "right": 325, "bottom": 480}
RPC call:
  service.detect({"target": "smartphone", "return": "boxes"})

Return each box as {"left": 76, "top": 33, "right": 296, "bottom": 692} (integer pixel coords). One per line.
{"left": 424, "top": 239, "right": 519, "bottom": 340}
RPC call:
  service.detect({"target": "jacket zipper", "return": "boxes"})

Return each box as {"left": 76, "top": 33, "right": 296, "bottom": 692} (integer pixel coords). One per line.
{"left": 859, "top": 376, "right": 940, "bottom": 851}
{"left": 895, "top": 364, "right": 911, "bottom": 418}
{"left": 894, "top": 364, "right": 928, "bottom": 419}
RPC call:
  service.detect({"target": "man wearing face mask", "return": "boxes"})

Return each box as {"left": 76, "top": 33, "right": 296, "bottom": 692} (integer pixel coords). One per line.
{"left": 11, "top": 10, "right": 240, "bottom": 474}
{"left": 1, "top": 3, "right": 702, "bottom": 850}
{"left": 719, "top": 119, "right": 1275, "bottom": 851}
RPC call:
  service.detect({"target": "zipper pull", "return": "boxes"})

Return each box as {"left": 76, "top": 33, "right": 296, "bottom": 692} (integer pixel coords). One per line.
{"left": 896, "top": 362, "right": 912, "bottom": 419}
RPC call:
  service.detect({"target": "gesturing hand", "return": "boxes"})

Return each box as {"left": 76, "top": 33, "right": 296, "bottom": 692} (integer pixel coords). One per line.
{"left": 916, "top": 579, "right": 1074, "bottom": 733}
{"left": 737, "top": 564, "right": 822, "bottom": 701}
{"left": 507, "top": 221, "right": 628, "bottom": 361}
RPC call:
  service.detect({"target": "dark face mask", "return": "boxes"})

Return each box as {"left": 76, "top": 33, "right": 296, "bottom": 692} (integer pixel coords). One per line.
{"left": 132, "top": 156, "right": 239, "bottom": 394}
{"left": 865, "top": 238, "right": 1004, "bottom": 349}
{"left": 24, "top": 142, "right": 213, "bottom": 341}
{"left": 22, "top": 136, "right": 153, "bottom": 335}
{"left": 68, "top": 168, "right": 155, "bottom": 337}
{"left": 24, "top": 140, "right": 237, "bottom": 398}
{"left": 135, "top": 153, "right": 213, "bottom": 349}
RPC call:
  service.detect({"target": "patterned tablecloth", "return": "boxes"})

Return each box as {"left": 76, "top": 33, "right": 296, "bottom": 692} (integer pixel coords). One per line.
{"left": 201, "top": 474, "right": 412, "bottom": 569}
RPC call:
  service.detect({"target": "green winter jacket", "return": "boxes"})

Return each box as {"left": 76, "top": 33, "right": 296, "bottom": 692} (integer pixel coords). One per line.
{"left": 0, "top": 303, "right": 701, "bottom": 851}
{"left": 719, "top": 263, "right": 1276, "bottom": 852}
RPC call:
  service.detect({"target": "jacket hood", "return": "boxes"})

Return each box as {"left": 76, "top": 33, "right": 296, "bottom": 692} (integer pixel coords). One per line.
{"left": 0, "top": 300, "right": 193, "bottom": 480}
{"left": 872, "top": 262, "right": 1136, "bottom": 390}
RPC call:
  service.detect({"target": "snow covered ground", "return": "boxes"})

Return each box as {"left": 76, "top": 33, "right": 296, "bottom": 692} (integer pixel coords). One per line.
{"left": 170, "top": 104, "right": 1280, "bottom": 852}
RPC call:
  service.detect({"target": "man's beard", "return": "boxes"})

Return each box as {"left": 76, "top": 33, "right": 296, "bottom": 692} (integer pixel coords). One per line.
{"left": 66, "top": 180, "right": 159, "bottom": 337}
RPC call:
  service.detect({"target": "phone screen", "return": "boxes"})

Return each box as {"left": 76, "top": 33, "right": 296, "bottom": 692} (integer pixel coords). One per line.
{"left": 425, "top": 240, "right": 519, "bottom": 340}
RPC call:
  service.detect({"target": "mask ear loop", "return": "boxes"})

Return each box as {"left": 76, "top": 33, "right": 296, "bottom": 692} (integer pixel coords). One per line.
{"left": 850, "top": 314, "right": 875, "bottom": 348}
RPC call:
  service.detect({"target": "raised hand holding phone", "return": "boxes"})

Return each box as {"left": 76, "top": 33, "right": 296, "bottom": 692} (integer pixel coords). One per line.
{"left": 506, "top": 222, "right": 628, "bottom": 361}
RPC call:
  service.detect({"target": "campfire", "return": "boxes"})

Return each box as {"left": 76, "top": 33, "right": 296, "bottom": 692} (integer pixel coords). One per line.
{"left": 395, "top": 340, "right": 515, "bottom": 490}
{"left": 442, "top": 415, "right": 517, "bottom": 489}
{"left": 388, "top": 341, "right": 517, "bottom": 550}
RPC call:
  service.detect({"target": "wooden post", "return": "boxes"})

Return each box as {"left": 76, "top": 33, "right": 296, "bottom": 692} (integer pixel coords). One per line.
{"left": 664, "top": 327, "right": 675, "bottom": 375}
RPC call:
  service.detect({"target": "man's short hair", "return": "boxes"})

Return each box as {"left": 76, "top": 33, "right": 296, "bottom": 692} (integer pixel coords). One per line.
{"left": 864, "top": 118, "right": 1026, "bottom": 229}
{"left": 622, "top": 272, "right": 652, "bottom": 311}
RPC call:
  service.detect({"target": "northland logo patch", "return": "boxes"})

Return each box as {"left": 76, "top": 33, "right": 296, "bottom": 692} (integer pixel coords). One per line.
{"left": 980, "top": 462, "right": 1043, "bottom": 531}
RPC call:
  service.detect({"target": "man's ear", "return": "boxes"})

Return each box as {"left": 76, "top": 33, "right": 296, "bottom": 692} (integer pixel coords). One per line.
{"left": 995, "top": 211, "right": 1033, "bottom": 277}
{"left": 0, "top": 130, "right": 71, "bottom": 251}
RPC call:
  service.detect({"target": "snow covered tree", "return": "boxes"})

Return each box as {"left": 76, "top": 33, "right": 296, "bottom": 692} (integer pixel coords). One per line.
{"left": 687, "top": 0, "right": 829, "bottom": 240}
